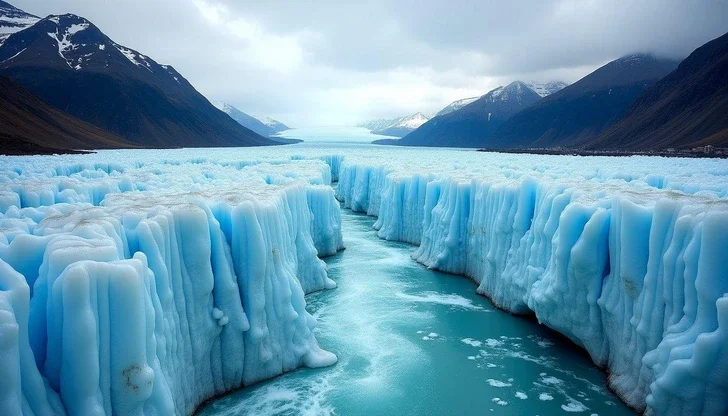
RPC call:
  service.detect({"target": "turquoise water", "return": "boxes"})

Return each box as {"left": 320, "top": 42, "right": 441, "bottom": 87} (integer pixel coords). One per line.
{"left": 197, "top": 208, "right": 634, "bottom": 416}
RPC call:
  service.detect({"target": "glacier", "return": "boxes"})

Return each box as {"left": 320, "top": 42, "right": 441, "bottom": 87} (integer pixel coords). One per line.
{"left": 0, "top": 153, "right": 343, "bottom": 415}
{"left": 334, "top": 148, "right": 728, "bottom": 416}
{"left": 1, "top": 145, "right": 727, "bottom": 415}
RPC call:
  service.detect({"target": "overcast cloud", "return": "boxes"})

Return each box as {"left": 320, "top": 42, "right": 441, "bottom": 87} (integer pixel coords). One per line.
{"left": 14, "top": 0, "right": 728, "bottom": 127}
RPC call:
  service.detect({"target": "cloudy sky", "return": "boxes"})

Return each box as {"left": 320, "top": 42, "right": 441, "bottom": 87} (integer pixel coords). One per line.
{"left": 14, "top": 0, "right": 728, "bottom": 127}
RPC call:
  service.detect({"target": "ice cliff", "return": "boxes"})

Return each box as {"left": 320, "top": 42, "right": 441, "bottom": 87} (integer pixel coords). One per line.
{"left": 0, "top": 155, "right": 343, "bottom": 415}
{"left": 2, "top": 145, "right": 727, "bottom": 416}
{"left": 335, "top": 151, "right": 728, "bottom": 416}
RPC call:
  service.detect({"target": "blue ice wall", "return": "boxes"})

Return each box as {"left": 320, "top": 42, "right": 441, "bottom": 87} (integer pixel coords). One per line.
{"left": 336, "top": 158, "right": 728, "bottom": 415}
{"left": 0, "top": 158, "right": 343, "bottom": 415}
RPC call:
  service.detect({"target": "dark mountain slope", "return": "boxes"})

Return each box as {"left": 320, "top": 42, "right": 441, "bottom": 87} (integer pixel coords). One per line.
{"left": 490, "top": 55, "right": 680, "bottom": 149}
{"left": 214, "top": 101, "right": 277, "bottom": 137}
{"left": 589, "top": 32, "right": 728, "bottom": 150}
{"left": 0, "top": 76, "right": 133, "bottom": 154}
{"left": 0, "top": 11, "right": 275, "bottom": 148}
{"left": 375, "top": 82, "right": 541, "bottom": 147}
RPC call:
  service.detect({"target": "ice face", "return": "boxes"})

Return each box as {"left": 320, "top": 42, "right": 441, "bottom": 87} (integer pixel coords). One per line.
{"left": 1, "top": 144, "right": 727, "bottom": 415}
{"left": 0, "top": 154, "right": 343, "bottom": 415}
{"left": 333, "top": 147, "right": 728, "bottom": 415}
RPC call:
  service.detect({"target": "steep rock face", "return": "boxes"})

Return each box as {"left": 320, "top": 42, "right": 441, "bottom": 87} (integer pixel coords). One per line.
{"left": 590, "top": 32, "right": 728, "bottom": 150}
{"left": 0, "top": 10, "right": 275, "bottom": 148}
{"left": 379, "top": 81, "right": 541, "bottom": 148}
{"left": 491, "top": 55, "right": 680, "bottom": 149}
{"left": 0, "top": 76, "right": 132, "bottom": 154}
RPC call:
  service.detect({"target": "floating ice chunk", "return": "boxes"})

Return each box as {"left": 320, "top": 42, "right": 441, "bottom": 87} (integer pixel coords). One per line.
{"left": 539, "top": 393, "right": 554, "bottom": 401}
{"left": 561, "top": 400, "right": 588, "bottom": 412}
{"left": 461, "top": 338, "right": 483, "bottom": 347}
{"left": 487, "top": 379, "right": 512, "bottom": 387}
{"left": 515, "top": 391, "right": 528, "bottom": 399}
{"left": 491, "top": 397, "right": 508, "bottom": 406}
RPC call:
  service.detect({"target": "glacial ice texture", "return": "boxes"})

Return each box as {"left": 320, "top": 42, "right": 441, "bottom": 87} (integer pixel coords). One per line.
{"left": 334, "top": 147, "right": 728, "bottom": 416}
{"left": 2, "top": 144, "right": 728, "bottom": 415}
{"left": 0, "top": 153, "right": 343, "bottom": 415}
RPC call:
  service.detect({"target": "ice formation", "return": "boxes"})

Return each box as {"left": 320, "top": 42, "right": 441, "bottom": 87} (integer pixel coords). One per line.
{"left": 334, "top": 149, "right": 728, "bottom": 415}
{"left": 2, "top": 145, "right": 727, "bottom": 415}
{"left": 0, "top": 154, "right": 343, "bottom": 415}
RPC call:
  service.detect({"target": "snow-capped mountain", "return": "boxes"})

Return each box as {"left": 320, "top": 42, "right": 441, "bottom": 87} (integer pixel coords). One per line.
{"left": 375, "top": 81, "right": 541, "bottom": 147}
{"left": 359, "top": 112, "right": 431, "bottom": 137}
{"left": 436, "top": 96, "right": 480, "bottom": 116}
{"left": 436, "top": 82, "right": 565, "bottom": 117}
{"left": 253, "top": 115, "right": 289, "bottom": 133}
{"left": 214, "top": 101, "right": 289, "bottom": 137}
{"left": 0, "top": 3, "right": 274, "bottom": 148}
{"left": 0, "top": 0, "right": 37, "bottom": 45}
{"left": 524, "top": 81, "right": 569, "bottom": 98}
{"left": 491, "top": 54, "right": 680, "bottom": 149}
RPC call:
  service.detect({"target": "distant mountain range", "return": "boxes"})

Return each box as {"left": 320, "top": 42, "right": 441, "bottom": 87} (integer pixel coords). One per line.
{"left": 375, "top": 81, "right": 559, "bottom": 147}
{"left": 1, "top": 0, "right": 726, "bottom": 154}
{"left": 0, "top": 1, "right": 278, "bottom": 151}
{"left": 214, "top": 101, "right": 289, "bottom": 137}
{"left": 489, "top": 54, "right": 680, "bottom": 149}
{"left": 358, "top": 112, "right": 430, "bottom": 137}
{"left": 435, "top": 81, "right": 567, "bottom": 119}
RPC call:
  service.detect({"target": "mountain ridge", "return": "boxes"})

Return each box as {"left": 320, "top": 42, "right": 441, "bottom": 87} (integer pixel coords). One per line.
{"left": 587, "top": 32, "right": 728, "bottom": 150}
{"left": 488, "top": 54, "right": 680, "bottom": 149}
{"left": 0, "top": 5, "right": 277, "bottom": 148}
{"left": 358, "top": 112, "right": 430, "bottom": 137}
{"left": 375, "top": 81, "right": 542, "bottom": 147}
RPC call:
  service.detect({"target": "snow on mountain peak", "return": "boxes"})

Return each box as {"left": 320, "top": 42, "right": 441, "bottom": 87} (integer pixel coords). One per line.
{"left": 525, "top": 81, "right": 569, "bottom": 97}
{"left": 45, "top": 16, "right": 91, "bottom": 69}
{"left": 0, "top": 0, "right": 38, "bottom": 45}
{"left": 436, "top": 96, "right": 480, "bottom": 116}
{"left": 397, "top": 112, "right": 429, "bottom": 129}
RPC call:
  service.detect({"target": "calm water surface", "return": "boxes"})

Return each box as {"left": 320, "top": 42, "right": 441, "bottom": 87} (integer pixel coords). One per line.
{"left": 197, "top": 208, "right": 634, "bottom": 416}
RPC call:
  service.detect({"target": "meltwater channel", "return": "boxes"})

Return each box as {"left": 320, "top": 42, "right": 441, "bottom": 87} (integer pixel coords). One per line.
{"left": 197, "top": 204, "right": 634, "bottom": 416}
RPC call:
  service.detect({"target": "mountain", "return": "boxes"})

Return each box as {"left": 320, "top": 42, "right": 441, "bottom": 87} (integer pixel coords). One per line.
{"left": 436, "top": 96, "right": 480, "bottom": 116}
{"left": 489, "top": 54, "right": 680, "bottom": 149}
{"left": 0, "top": 0, "right": 37, "bottom": 45}
{"left": 214, "top": 101, "right": 274, "bottom": 137}
{"left": 253, "top": 115, "right": 289, "bottom": 133}
{"left": 358, "top": 112, "right": 430, "bottom": 137}
{"left": 0, "top": 75, "right": 132, "bottom": 154}
{"left": 0, "top": 6, "right": 276, "bottom": 148}
{"left": 375, "top": 81, "right": 541, "bottom": 147}
{"left": 214, "top": 101, "right": 290, "bottom": 136}
{"left": 588, "top": 32, "right": 728, "bottom": 150}
{"left": 524, "top": 81, "right": 569, "bottom": 98}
